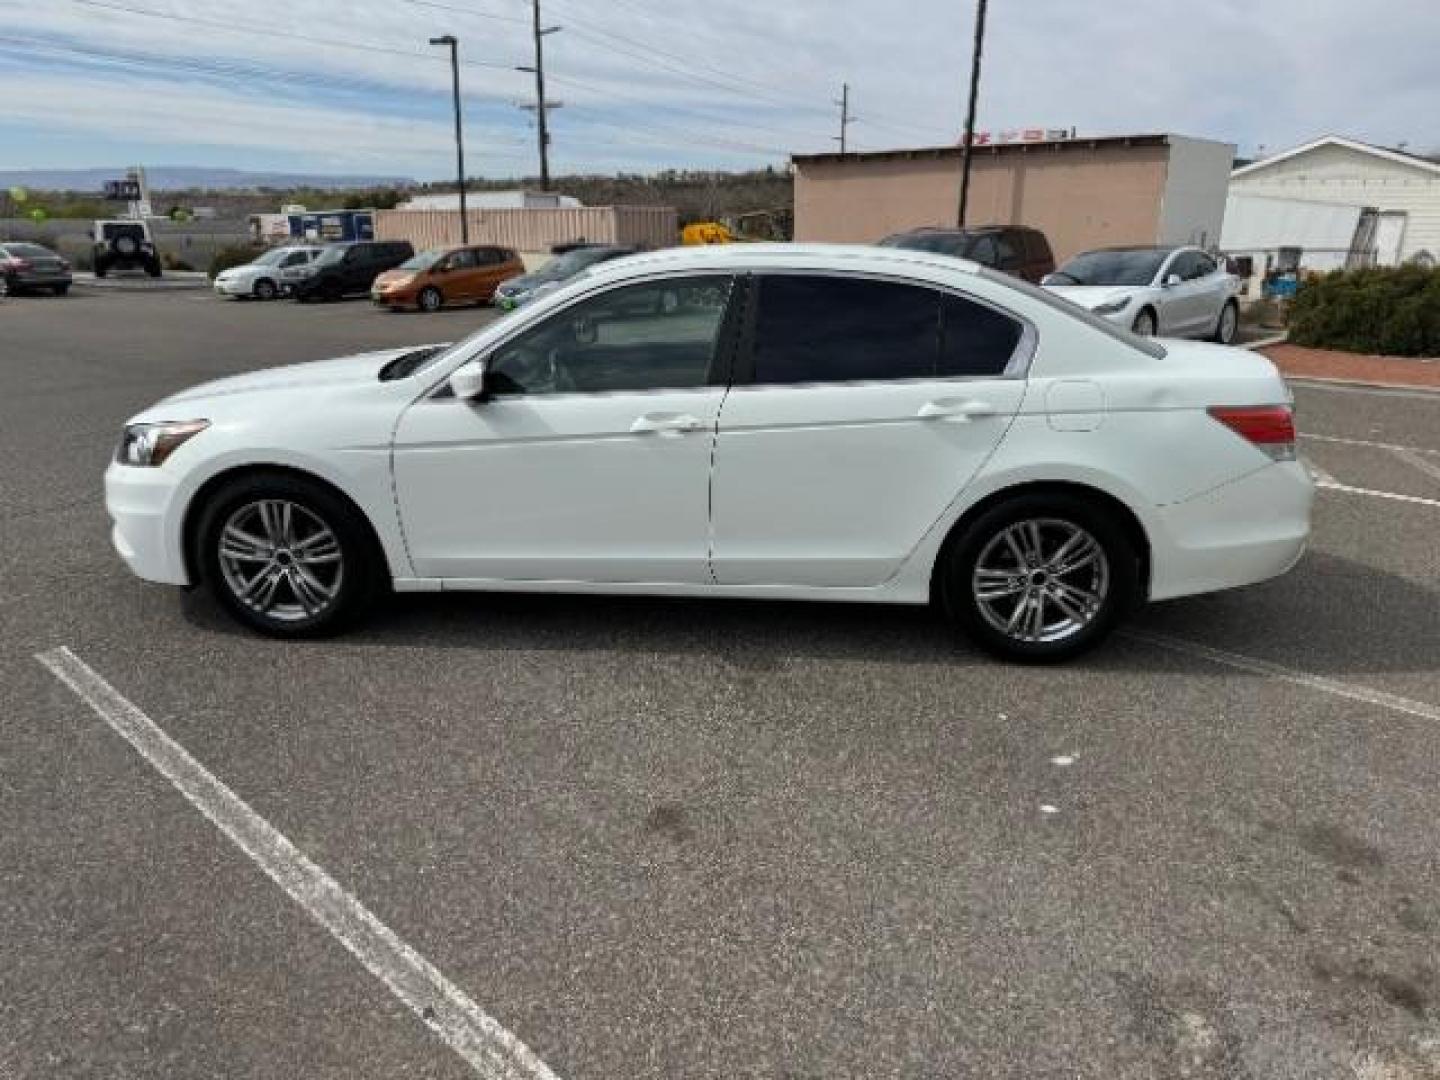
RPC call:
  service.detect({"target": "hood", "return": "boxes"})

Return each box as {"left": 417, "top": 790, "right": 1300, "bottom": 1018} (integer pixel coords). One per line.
{"left": 1044, "top": 284, "right": 1144, "bottom": 309}
{"left": 154, "top": 347, "right": 421, "bottom": 409}
{"left": 496, "top": 273, "right": 537, "bottom": 294}
{"left": 216, "top": 263, "right": 262, "bottom": 280}
{"left": 374, "top": 268, "right": 416, "bottom": 284}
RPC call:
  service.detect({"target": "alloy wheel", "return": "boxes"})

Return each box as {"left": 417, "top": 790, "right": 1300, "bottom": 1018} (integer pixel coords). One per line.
{"left": 217, "top": 499, "right": 344, "bottom": 622}
{"left": 971, "top": 518, "right": 1110, "bottom": 645}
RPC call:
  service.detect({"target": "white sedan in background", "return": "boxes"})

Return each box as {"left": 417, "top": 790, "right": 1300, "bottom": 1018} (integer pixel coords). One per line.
{"left": 213, "top": 245, "right": 323, "bottom": 300}
{"left": 1043, "top": 246, "right": 1241, "bottom": 343}
{"left": 107, "top": 244, "right": 1310, "bottom": 662}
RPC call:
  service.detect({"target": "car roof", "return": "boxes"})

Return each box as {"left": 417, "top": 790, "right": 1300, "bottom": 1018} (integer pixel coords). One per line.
{"left": 582, "top": 243, "right": 983, "bottom": 283}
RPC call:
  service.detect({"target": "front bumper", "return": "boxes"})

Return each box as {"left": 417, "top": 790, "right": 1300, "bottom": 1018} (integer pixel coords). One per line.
{"left": 1148, "top": 460, "right": 1314, "bottom": 601}
{"left": 105, "top": 461, "right": 190, "bottom": 586}
{"left": 213, "top": 278, "right": 254, "bottom": 297}
{"left": 372, "top": 285, "right": 418, "bottom": 307}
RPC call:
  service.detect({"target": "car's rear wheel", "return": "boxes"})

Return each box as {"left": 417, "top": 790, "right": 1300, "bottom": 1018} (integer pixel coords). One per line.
{"left": 940, "top": 493, "right": 1137, "bottom": 662}
{"left": 418, "top": 285, "right": 443, "bottom": 312}
{"left": 1211, "top": 300, "right": 1239, "bottom": 344}
{"left": 1132, "top": 308, "right": 1157, "bottom": 336}
{"left": 253, "top": 278, "right": 278, "bottom": 301}
{"left": 196, "top": 474, "right": 382, "bottom": 637}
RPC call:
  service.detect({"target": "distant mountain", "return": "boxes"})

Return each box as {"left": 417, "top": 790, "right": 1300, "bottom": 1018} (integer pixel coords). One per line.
{"left": 0, "top": 166, "right": 413, "bottom": 191}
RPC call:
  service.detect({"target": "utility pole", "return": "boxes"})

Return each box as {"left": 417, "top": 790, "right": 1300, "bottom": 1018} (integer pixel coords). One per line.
{"left": 517, "top": 0, "right": 563, "bottom": 190}
{"left": 956, "top": 0, "right": 989, "bottom": 228}
{"left": 429, "top": 34, "right": 469, "bottom": 243}
{"left": 833, "top": 82, "right": 854, "bottom": 154}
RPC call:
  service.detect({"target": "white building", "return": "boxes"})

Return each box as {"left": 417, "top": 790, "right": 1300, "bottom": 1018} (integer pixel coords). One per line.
{"left": 397, "top": 190, "right": 582, "bottom": 212}
{"left": 1228, "top": 136, "right": 1440, "bottom": 267}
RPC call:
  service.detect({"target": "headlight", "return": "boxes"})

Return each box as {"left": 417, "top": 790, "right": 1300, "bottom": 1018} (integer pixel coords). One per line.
{"left": 116, "top": 420, "right": 210, "bottom": 467}
{"left": 1092, "top": 297, "right": 1132, "bottom": 316}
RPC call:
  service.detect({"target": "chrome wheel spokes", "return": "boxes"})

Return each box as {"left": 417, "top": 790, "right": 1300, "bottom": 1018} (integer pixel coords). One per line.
{"left": 217, "top": 499, "right": 344, "bottom": 622}
{"left": 972, "top": 518, "right": 1110, "bottom": 644}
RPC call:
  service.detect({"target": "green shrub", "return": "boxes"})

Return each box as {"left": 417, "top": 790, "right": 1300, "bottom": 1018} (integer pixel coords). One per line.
{"left": 1289, "top": 265, "right": 1440, "bottom": 356}
{"left": 208, "top": 244, "right": 261, "bottom": 279}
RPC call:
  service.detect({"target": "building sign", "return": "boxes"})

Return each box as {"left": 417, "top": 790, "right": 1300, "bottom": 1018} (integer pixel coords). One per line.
{"left": 963, "top": 128, "right": 1071, "bottom": 147}
{"left": 104, "top": 179, "right": 142, "bottom": 200}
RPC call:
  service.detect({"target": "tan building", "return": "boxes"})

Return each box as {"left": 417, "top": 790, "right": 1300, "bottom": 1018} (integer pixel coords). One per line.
{"left": 792, "top": 133, "right": 1235, "bottom": 262}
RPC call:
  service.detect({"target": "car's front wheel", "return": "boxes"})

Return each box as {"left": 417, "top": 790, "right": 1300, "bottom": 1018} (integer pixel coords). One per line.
{"left": 1211, "top": 300, "right": 1239, "bottom": 344}
{"left": 418, "top": 285, "right": 443, "bottom": 312}
{"left": 196, "top": 474, "right": 382, "bottom": 637}
{"left": 253, "top": 278, "right": 278, "bottom": 301}
{"left": 940, "top": 493, "right": 1137, "bottom": 662}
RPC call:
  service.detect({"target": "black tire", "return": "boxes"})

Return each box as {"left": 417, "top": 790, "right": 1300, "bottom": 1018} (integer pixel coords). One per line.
{"left": 93, "top": 260, "right": 109, "bottom": 279}
{"left": 1132, "top": 307, "right": 1157, "bottom": 337}
{"left": 1211, "top": 300, "right": 1239, "bottom": 344}
{"left": 418, "top": 285, "right": 443, "bottom": 312}
{"left": 52, "top": 283, "right": 70, "bottom": 296}
{"left": 253, "top": 277, "right": 278, "bottom": 301}
{"left": 323, "top": 279, "right": 343, "bottom": 302}
{"left": 939, "top": 492, "right": 1138, "bottom": 663}
{"left": 195, "top": 472, "right": 385, "bottom": 638}
{"left": 145, "top": 258, "right": 163, "bottom": 278}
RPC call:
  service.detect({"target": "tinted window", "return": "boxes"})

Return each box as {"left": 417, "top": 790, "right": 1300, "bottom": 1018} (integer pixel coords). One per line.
{"left": 282, "top": 251, "right": 309, "bottom": 267}
{"left": 1050, "top": 248, "right": 1169, "bottom": 286}
{"left": 448, "top": 248, "right": 478, "bottom": 270}
{"left": 1168, "top": 252, "right": 1202, "bottom": 280}
{"left": 968, "top": 236, "right": 999, "bottom": 266}
{"left": 941, "top": 295, "right": 1024, "bottom": 376}
{"left": 5, "top": 243, "right": 55, "bottom": 258}
{"left": 488, "top": 275, "right": 734, "bottom": 396}
{"left": 993, "top": 233, "right": 1020, "bottom": 264}
{"left": 752, "top": 276, "right": 938, "bottom": 384}
{"left": 1190, "top": 253, "right": 1217, "bottom": 278}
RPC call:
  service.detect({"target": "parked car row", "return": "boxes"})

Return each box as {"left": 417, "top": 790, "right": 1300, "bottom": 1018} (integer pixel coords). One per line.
{"left": 210, "top": 239, "right": 640, "bottom": 314}
{"left": 878, "top": 225, "right": 1240, "bottom": 342}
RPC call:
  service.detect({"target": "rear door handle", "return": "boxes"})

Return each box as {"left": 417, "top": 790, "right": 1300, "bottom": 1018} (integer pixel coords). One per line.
{"left": 631, "top": 413, "right": 705, "bottom": 436}
{"left": 917, "top": 399, "right": 998, "bottom": 421}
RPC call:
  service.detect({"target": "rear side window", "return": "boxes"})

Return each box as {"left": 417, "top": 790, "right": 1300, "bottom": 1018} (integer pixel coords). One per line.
{"left": 752, "top": 276, "right": 938, "bottom": 384}
{"left": 993, "top": 233, "right": 1020, "bottom": 265}
{"left": 968, "top": 236, "right": 998, "bottom": 267}
{"left": 941, "top": 294, "right": 1024, "bottom": 376}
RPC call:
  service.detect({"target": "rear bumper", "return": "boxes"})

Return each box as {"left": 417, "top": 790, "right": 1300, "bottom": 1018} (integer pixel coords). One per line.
{"left": 6, "top": 271, "right": 71, "bottom": 289}
{"left": 105, "top": 461, "right": 190, "bottom": 586}
{"left": 1147, "top": 461, "right": 1314, "bottom": 601}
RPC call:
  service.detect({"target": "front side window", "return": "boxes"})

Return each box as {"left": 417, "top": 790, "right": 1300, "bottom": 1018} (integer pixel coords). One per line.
{"left": 487, "top": 275, "right": 734, "bottom": 396}
{"left": 447, "top": 249, "right": 478, "bottom": 270}
{"left": 1190, "top": 253, "right": 1217, "bottom": 279}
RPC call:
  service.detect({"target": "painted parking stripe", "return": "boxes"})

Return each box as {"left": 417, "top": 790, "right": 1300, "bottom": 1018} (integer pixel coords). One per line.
{"left": 36, "top": 646, "right": 561, "bottom": 1080}
{"left": 1302, "top": 433, "right": 1440, "bottom": 459}
{"left": 1289, "top": 379, "right": 1440, "bottom": 402}
{"left": 1125, "top": 632, "right": 1440, "bottom": 724}
{"left": 1314, "top": 479, "right": 1440, "bottom": 509}
{"left": 1391, "top": 446, "right": 1440, "bottom": 486}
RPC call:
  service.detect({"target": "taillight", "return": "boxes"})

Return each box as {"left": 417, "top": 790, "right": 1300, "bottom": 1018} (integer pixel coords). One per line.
{"left": 1208, "top": 405, "right": 1297, "bottom": 462}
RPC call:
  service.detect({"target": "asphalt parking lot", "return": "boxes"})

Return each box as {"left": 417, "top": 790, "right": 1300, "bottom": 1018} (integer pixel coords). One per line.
{"left": 3, "top": 287, "right": 1438, "bottom": 1079}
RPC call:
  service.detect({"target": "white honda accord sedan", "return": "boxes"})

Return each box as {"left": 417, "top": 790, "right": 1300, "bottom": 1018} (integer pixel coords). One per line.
{"left": 106, "top": 244, "right": 1312, "bottom": 661}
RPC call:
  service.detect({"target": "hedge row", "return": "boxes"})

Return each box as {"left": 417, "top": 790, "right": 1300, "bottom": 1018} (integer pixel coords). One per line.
{"left": 1289, "top": 265, "right": 1440, "bottom": 357}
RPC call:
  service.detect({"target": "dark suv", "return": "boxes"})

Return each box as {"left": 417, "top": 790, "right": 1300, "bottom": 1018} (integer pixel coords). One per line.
{"left": 291, "top": 240, "right": 415, "bottom": 302}
{"left": 877, "top": 225, "right": 1055, "bottom": 283}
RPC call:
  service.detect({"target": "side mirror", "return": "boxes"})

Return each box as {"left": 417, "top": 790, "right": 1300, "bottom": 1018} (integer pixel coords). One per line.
{"left": 1164, "top": 273, "right": 1183, "bottom": 288}
{"left": 448, "top": 359, "right": 487, "bottom": 400}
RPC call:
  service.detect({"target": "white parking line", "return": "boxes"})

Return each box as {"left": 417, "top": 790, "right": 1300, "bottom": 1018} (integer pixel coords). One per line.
{"left": 1391, "top": 446, "right": 1440, "bottom": 486}
{"left": 1314, "top": 479, "right": 1440, "bottom": 509}
{"left": 1302, "top": 433, "right": 1440, "bottom": 459}
{"left": 1289, "top": 379, "right": 1440, "bottom": 402}
{"left": 1126, "top": 632, "right": 1440, "bottom": 723}
{"left": 35, "top": 646, "right": 560, "bottom": 1080}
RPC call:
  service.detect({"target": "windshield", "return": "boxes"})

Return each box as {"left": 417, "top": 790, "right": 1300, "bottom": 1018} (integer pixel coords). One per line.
{"left": 530, "top": 247, "right": 623, "bottom": 283}
{"left": 878, "top": 232, "right": 971, "bottom": 257}
{"left": 398, "top": 249, "right": 444, "bottom": 272}
{"left": 1050, "top": 249, "right": 1169, "bottom": 287}
{"left": 4, "top": 243, "right": 56, "bottom": 258}
{"left": 251, "top": 247, "right": 295, "bottom": 266}
{"left": 102, "top": 223, "right": 145, "bottom": 241}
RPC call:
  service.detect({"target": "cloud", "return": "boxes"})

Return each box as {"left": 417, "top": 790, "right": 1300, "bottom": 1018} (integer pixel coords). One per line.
{"left": 2, "top": 0, "right": 1437, "bottom": 174}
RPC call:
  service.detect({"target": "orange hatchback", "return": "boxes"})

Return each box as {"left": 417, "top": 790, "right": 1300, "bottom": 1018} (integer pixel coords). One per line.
{"left": 371, "top": 244, "right": 524, "bottom": 312}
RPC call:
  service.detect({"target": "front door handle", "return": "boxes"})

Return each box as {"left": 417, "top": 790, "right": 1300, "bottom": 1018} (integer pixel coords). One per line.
{"left": 917, "top": 399, "right": 998, "bottom": 421}
{"left": 631, "top": 413, "right": 704, "bottom": 436}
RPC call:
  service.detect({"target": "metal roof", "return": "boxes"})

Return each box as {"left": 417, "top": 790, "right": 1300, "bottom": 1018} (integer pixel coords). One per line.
{"left": 792, "top": 133, "right": 1175, "bottom": 166}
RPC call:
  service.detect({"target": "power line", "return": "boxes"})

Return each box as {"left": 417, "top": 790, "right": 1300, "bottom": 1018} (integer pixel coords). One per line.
{"left": 63, "top": 0, "right": 515, "bottom": 70}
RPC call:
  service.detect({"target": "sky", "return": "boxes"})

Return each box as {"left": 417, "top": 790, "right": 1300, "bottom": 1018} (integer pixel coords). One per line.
{"left": 0, "top": 0, "right": 1436, "bottom": 180}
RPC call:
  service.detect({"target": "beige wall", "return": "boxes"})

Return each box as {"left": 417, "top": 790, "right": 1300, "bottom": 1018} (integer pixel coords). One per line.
{"left": 375, "top": 206, "right": 677, "bottom": 254}
{"left": 795, "top": 146, "right": 1171, "bottom": 263}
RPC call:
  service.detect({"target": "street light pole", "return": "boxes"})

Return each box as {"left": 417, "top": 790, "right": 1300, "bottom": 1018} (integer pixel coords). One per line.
{"left": 429, "top": 34, "right": 468, "bottom": 244}
{"left": 956, "top": 0, "right": 989, "bottom": 228}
